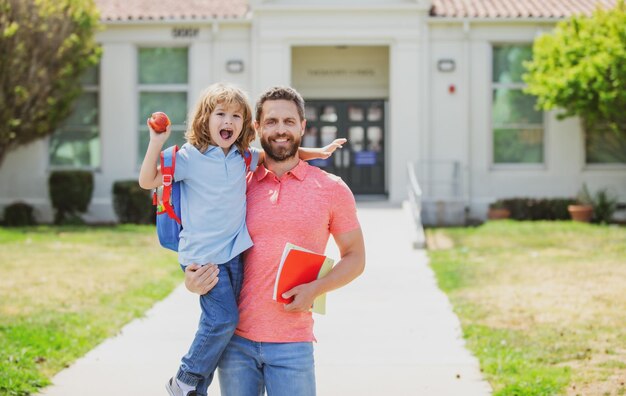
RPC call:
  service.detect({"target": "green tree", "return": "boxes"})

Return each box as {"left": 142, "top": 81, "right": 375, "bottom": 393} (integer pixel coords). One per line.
{"left": 0, "top": 0, "right": 101, "bottom": 167}
{"left": 523, "top": 0, "right": 626, "bottom": 161}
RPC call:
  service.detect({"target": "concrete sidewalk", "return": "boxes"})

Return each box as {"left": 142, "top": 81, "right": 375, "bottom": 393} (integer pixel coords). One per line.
{"left": 39, "top": 203, "right": 491, "bottom": 396}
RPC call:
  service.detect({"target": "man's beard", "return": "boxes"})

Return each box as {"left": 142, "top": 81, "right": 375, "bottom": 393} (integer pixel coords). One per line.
{"left": 260, "top": 133, "right": 301, "bottom": 162}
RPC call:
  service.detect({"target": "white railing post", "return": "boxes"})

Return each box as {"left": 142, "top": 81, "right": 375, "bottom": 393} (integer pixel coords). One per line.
{"left": 407, "top": 161, "right": 426, "bottom": 249}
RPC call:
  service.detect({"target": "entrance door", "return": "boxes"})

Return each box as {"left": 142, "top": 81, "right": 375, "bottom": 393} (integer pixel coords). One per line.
{"left": 303, "top": 100, "right": 385, "bottom": 195}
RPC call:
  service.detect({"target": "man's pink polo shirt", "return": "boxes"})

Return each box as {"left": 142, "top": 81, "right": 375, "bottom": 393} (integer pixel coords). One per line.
{"left": 235, "top": 160, "right": 360, "bottom": 343}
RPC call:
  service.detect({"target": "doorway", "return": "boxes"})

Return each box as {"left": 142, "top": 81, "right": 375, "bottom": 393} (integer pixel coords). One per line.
{"left": 303, "top": 100, "right": 386, "bottom": 195}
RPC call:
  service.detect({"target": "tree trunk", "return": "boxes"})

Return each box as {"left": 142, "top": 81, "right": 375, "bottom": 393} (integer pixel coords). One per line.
{"left": 0, "top": 145, "right": 7, "bottom": 170}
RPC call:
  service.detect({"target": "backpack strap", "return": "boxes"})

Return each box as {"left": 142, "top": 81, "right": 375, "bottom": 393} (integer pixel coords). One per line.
{"left": 160, "top": 145, "right": 181, "bottom": 224}
{"left": 243, "top": 149, "right": 252, "bottom": 172}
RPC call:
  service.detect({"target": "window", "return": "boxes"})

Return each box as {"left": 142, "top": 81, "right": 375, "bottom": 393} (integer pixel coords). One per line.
{"left": 492, "top": 45, "right": 544, "bottom": 165}
{"left": 49, "top": 67, "right": 100, "bottom": 168}
{"left": 137, "top": 47, "right": 188, "bottom": 163}
{"left": 585, "top": 124, "right": 626, "bottom": 165}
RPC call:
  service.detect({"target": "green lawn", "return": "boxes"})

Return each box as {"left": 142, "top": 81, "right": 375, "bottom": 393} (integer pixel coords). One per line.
{"left": 0, "top": 226, "right": 181, "bottom": 396}
{"left": 428, "top": 221, "right": 626, "bottom": 396}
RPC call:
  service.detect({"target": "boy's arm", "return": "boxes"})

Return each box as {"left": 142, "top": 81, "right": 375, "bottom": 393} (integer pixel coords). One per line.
{"left": 254, "top": 139, "right": 346, "bottom": 166}
{"left": 257, "top": 150, "right": 265, "bottom": 167}
{"left": 299, "top": 138, "right": 347, "bottom": 161}
{"left": 138, "top": 123, "right": 171, "bottom": 189}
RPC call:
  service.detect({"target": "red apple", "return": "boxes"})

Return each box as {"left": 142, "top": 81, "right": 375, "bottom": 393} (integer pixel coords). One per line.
{"left": 147, "top": 112, "right": 171, "bottom": 133}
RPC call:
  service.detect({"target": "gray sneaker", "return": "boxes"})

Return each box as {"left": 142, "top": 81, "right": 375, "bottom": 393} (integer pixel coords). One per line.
{"left": 165, "top": 377, "right": 198, "bottom": 396}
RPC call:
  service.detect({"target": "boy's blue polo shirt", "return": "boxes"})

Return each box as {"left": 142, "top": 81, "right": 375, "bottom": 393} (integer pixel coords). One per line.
{"left": 174, "top": 143, "right": 259, "bottom": 266}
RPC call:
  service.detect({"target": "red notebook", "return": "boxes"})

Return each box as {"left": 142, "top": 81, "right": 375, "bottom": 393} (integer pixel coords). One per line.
{"left": 272, "top": 243, "right": 335, "bottom": 314}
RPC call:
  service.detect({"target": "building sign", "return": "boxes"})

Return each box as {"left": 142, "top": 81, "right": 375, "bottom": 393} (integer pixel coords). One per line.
{"left": 172, "top": 28, "right": 199, "bottom": 38}
{"left": 307, "top": 68, "right": 376, "bottom": 77}
{"left": 309, "top": 158, "right": 331, "bottom": 167}
{"left": 292, "top": 46, "right": 389, "bottom": 98}
{"left": 354, "top": 151, "right": 377, "bottom": 166}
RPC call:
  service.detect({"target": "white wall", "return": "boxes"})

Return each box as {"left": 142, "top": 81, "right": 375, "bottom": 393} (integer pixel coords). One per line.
{"left": 427, "top": 21, "right": 626, "bottom": 219}
{"left": 252, "top": 7, "right": 425, "bottom": 203}
{"left": 3, "top": 8, "right": 625, "bottom": 223}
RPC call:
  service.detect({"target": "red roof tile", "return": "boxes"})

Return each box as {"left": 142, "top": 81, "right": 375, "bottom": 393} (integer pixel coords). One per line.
{"left": 95, "top": 0, "right": 249, "bottom": 22}
{"left": 430, "top": 0, "right": 617, "bottom": 18}
{"left": 95, "top": 0, "right": 619, "bottom": 22}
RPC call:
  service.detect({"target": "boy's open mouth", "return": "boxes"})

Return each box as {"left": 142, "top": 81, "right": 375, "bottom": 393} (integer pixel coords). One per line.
{"left": 220, "top": 129, "right": 233, "bottom": 140}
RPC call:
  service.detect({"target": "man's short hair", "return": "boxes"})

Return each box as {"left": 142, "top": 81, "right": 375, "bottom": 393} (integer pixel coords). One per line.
{"left": 255, "top": 86, "right": 305, "bottom": 123}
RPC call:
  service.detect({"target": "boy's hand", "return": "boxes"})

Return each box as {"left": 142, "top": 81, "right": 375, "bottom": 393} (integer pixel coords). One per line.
{"left": 320, "top": 138, "right": 347, "bottom": 159}
{"left": 147, "top": 119, "right": 171, "bottom": 145}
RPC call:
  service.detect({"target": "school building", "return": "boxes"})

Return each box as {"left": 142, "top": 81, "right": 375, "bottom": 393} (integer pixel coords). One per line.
{"left": 1, "top": 0, "right": 624, "bottom": 224}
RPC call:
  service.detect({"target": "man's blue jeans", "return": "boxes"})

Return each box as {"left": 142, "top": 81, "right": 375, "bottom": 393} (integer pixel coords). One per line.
{"left": 176, "top": 254, "right": 243, "bottom": 395}
{"left": 218, "top": 334, "right": 316, "bottom": 396}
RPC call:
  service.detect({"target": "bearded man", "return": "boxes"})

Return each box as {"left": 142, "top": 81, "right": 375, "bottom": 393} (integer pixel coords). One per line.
{"left": 186, "top": 86, "right": 365, "bottom": 396}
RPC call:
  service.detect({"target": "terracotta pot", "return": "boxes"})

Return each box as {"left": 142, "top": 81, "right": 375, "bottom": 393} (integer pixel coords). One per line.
{"left": 568, "top": 204, "right": 593, "bottom": 222}
{"left": 488, "top": 208, "right": 511, "bottom": 220}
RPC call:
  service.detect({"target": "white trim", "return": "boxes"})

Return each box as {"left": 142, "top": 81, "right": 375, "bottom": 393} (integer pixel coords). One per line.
{"left": 253, "top": 4, "right": 430, "bottom": 12}
{"left": 48, "top": 65, "right": 102, "bottom": 171}
{"left": 138, "top": 84, "right": 189, "bottom": 92}
{"left": 101, "top": 18, "right": 252, "bottom": 27}
{"left": 489, "top": 42, "right": 547, "bottom": 169}
{"left": 583, "top": 164, "right": 626, "bottom": 171}
{"left": 135, "top": 45, "right": 191, "bottom": 167}
{"left": 492, "top": 82, "right": 526, "bottom": 89}
{"left": 463, "top": 20, "right": 472, "bottom": 207}
{"left": 428, "top": 17, "right": 562, "bottom": 24}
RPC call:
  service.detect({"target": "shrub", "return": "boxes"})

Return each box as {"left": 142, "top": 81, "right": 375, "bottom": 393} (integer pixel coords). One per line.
{"left": 48, "top": 170, "right": 94, "bottom": 224}
{"left": 498, "top": 198, "right": 576, "bottom": 221}
{"left": 524, "top": 1, "right": 626, "bottom": 162}
{"left": 112, "top": 180, "right": 155, "bottom": 224}
{"left": 593, "top": 189, "right": 618, "bottom": 224}
{"left": 3, "top": 202, "right": 36, "bottom": 226}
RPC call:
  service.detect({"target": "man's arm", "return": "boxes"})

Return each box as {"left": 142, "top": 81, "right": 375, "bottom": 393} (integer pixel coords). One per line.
{"left": 282, "top": 227, "right": 365, "bottom": 312}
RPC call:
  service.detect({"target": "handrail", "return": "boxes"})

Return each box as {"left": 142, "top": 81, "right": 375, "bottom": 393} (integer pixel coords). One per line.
{"left": 406, "top": 161, "right": 426, "bottom": 249}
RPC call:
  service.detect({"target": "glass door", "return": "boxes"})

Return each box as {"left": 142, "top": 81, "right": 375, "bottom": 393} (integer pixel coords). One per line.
{"left": 303, "top": 100, "right": 385, "bottom": 195}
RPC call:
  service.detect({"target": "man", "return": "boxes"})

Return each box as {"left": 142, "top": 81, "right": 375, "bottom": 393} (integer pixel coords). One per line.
{"left": 185, "top": 86, "right": 365, "bottom": 396}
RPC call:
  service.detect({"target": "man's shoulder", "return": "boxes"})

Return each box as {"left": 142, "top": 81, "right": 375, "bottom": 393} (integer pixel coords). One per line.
{"left": 304, "top": 164, "right": 353, "bottom": 196}
{"left": 305, "top": 163, "right": 343, "bottom": 184}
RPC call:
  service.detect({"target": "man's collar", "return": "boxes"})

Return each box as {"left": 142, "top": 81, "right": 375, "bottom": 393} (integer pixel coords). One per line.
{"left": 254, "top": 160, "right": 308, "bottom": 181}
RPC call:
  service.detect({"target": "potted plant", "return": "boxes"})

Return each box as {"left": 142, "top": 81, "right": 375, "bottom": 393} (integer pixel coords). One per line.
{"left": 568, "top": 184, "right": 594, "bottom": 222}
{"left": 488, "top": 200, "right": 511, "bottom": 220}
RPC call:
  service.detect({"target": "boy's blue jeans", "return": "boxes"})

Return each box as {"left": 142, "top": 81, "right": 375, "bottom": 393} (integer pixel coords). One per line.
{"left": 218, "top": 334, "right": 316, "bottom": 396}
{"left": 176, "top": 254, "right": 243, "bottom": 395}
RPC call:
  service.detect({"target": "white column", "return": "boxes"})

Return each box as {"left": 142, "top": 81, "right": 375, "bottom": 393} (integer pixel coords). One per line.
{"left": 253, "top": 42, "right": 291, "bottom": 98}
{"left": 100, "top": 43, "right": 137, "bottom": 177}
{"left": 189, "top": 37, "right": 214, "bottom": 105}
{"left": 388, "top": 39, "right": 421, "bottom": 203}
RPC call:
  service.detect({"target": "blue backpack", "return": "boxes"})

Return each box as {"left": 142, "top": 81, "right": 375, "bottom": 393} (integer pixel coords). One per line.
{"left": 153, "top": 145, "right": 252, "bottom": 251}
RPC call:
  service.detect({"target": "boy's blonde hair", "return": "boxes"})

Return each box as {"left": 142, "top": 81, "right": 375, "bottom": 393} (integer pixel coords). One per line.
{"left": 186, "top": 83, "right": 255, "bottom": 153}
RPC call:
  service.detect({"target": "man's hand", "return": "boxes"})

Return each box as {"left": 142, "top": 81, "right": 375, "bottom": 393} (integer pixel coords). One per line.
{"left": 282, "top": 281, "right": 320, "bottom": 313}
{"left": 320, "top": 138, "right": 347, "bottom": 159}
{"left": 184, "top": 263, "right": 219, "bottom": 295}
